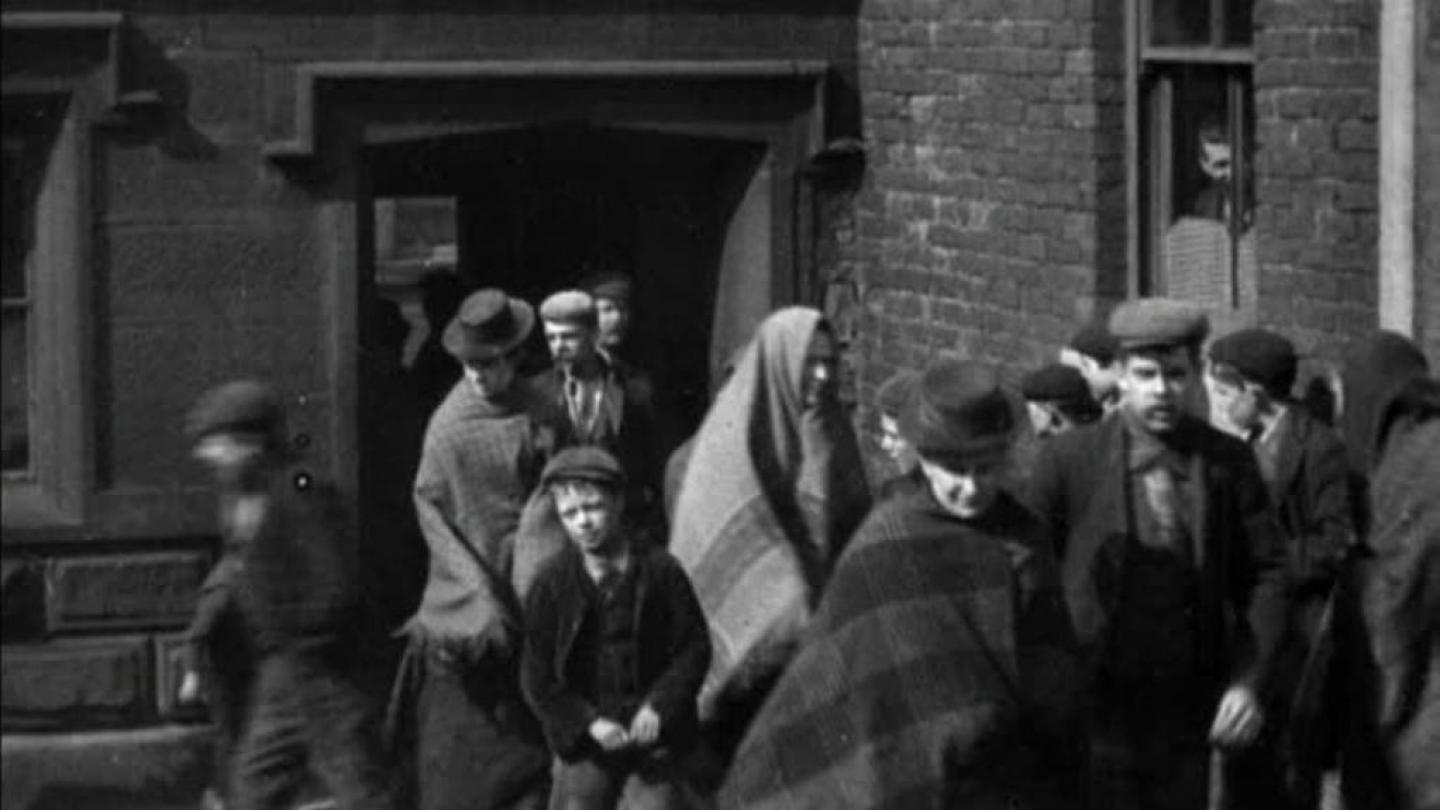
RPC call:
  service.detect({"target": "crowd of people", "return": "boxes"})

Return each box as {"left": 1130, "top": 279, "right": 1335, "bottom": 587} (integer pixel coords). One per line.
{"left": 178, "top": 277, "right": 1438, "bottom": 810}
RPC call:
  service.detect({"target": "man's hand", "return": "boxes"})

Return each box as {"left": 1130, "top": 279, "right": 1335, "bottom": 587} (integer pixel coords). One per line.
{"left": 629, "top": 704, "right": 662, "bottom": 748}
{"left": 588, "top": 718, "right": 630, "bottom": 752}
{"left": 1209, "top": 685, "right": 1264, "bottom": 748}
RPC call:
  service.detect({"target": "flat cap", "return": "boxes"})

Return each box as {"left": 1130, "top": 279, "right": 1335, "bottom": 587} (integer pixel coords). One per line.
{"left": 1066, "top": 320, "right": 1119, "bottom": 365}
{"left": 185, "top": 379, "right": 284, "bottom": 441}
{"left": 875, "top": 370, "right": 919, "bottom": 419}
{"left": 1208, "top": 328, "right": 1299, "bottom": 396}
{"left": 1108, "top": 298, "right": 1209, "bottom": 350}
{"left": 539, "top": 289, "right": 597, "bottom": 326}
{"left": 1021, "top": 364, "right": 1092, "bottom": 405}
{"left": 583, "top": 271, "right": 634, "bottom": 305}
{"left": 899, "top": 360, "right": 1016, "bottom": 464}
{"left": 541, "top": 445, "right": 626, "bottom": 489}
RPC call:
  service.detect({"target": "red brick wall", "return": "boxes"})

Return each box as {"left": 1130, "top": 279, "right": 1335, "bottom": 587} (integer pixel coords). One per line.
{"left": 847, "top": 0, "right": 1128, "bottom": 446}
{"left": 1253, "top": 0, "right": 1380, "bottom": 366}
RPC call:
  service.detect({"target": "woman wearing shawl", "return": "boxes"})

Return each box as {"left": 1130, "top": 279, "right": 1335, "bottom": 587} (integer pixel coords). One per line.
{"left": 669, "top": 307, "right": 872, "bottom": 770}
{"left": 720, "top": 360, "right": 1082, "bottom": 810}
{"left": 1333, "top": 332, "right": 1440, "bottom": 810}
{"left": 388, "top": 289, "right": 551, "bottom": 810}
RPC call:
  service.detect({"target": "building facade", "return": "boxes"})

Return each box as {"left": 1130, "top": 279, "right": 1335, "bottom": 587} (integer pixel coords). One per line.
{"left": 1, "top": 0, "right": 1432, "bottom": 805}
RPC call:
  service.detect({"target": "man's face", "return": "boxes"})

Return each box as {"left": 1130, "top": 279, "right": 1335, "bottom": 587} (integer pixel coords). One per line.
{"left": 463, "top": 352, "right": 518, "bottom": 400}
{"left": 193, "top": 432, "right": 267, "bottom": 487}
{"left": 1200, "top": 139, "right": 1232, "bottom": 183}
{"left": 552, "top": 482, "right": 620, "bottom": 556}
{"left": 920, "top": 452, "right": 1007, "bottom": 519}
{"left": 878, "top": 414, "right": 919, "bottom": 473}
{"left": 1117, "top": 347, "right": 1196, "bottom": 434}
{"left": 1059, "top": 347, "right": 1117, "bottom": 403}
{"left": 1207, "top": 370, "right": 1264, "bottom": 434}
{"left": 802, "top": 328, "right": 839, "bottom": 410}
{"left": 595, "top": 297, "right": 629, "bottom": 350}
{"left": 544, "top": 320, "right": 595, "bottom": 369}
{"left": 1026, "top": 400, "right": 1075, "bottom": 440}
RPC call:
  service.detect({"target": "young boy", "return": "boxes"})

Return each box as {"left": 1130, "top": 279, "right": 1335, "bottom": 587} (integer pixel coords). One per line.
{"left": 521, "top": 446, "right": 711, "bottom": 810}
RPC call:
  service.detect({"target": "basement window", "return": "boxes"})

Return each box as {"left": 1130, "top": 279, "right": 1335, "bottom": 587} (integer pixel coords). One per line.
{"left": 1132, "top": 0, "right": 1256, "bottom": 312}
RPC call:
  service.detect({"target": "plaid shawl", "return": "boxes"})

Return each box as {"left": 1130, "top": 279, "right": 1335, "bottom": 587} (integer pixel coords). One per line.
{"left": 719, "top": 490, "right": 1082, "bottom": 810}
{"left": 670, "top": 308, "right": 871, "bottom": 722}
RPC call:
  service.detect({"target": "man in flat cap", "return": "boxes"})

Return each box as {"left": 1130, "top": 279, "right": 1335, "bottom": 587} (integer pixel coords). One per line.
{"left": 1060, "top": 318, "right": 1122, "bottom": 414}
{"left": 1021, "top": 363, "right": 1103, "bottom": 440}
{"left": 392, "top": 288, "right": 552, "bottom": 809}
{"left": 184, "top": 380, "right": 393, "bottom": 810}
{"left": 1205, "top": 327, "right": 1355, "bottom": 809}
{"left": 583, "top": 271, "right": 635, "bottom": 358}
{"left": 722, "top": 359, "right": 1081, "bottom": 808}
{"left": 1026, "top": 298, "right": 1288, "bottom": 810}
{"left": 531, "top": 289, "right": 664, "bottom": 543}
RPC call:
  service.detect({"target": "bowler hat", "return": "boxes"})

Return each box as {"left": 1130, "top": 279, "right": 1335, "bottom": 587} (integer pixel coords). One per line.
{"left": 541, "top": 446, "right": 626, "bottom": 490}
{"left": 899, "top": 360, "right": 1016, "bottom": 464}
{"left": 442, "top": 289, "right": 535, "bottom": 362}
{"left": 583, "top": 272, "right": 634, "bottom": 305}
{"left": 1109, "top": 298, "right": 1209, "bottom": 351}
{"left": 185, "top": 379, "right": 284, "bottom": 441}
{"left": 1208, "top": 328, "right": 1298, "bottom": 397}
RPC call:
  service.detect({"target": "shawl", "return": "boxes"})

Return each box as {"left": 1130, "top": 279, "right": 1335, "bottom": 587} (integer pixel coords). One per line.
{"left": 670, "top": 307, "right": 871, "bottom": 721}
{"left": 718, "top": 490, "right": 1082, "bottom": 810}
{"left": 405, "top": 380, "right": 543, "bottom": 663}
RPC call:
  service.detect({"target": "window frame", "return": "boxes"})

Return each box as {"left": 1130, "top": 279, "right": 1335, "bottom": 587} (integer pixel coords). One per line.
{"left": 1126, "top": 0, "right": 1257, "bottom": 318}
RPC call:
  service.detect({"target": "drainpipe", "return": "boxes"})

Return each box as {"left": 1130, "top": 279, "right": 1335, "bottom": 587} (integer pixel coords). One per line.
{"left": 1378, "top": 0, "right": 1415, "bottom": 335}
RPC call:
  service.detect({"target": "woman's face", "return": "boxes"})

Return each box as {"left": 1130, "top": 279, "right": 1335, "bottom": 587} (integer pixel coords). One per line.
{"left": 920, "top": 451, "right": 1007, "bottom": 519}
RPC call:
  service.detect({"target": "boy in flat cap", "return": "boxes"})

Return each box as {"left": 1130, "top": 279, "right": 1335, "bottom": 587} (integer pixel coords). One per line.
{"left": 1021, "top": 363, "right": 1103, "bottom": 440}
{"left": 391, "top": 288, "right": 552, "bottom": 810}
{"left": 184, "top": 380, "right": 393, "bottom": 810}
{"left": 1026, "top": 298, "right": 1288, "bottom": 810}
{"left": 1205, "top": 328, "right": 1356, "bottom": 809}
{"left": 722, "top": 360, "right": 1081, "bottom": 808}
{"left": 531, "top": 289, "right": 665, "bottom": 543}
{"left": 1060, "top": 318, "right": 1122, "bottom": 413}
{"left": 522, "top": 447, "right": 711, "bottom": 810}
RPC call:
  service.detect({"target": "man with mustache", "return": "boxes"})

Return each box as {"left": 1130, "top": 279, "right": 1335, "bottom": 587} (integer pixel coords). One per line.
{"left": 1027, "top": 298, "right": 1288, "bottom": 810}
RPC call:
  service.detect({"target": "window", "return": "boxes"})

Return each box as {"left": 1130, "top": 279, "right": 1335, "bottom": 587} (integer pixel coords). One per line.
{"left": 1132, "top": 0, "right": 1256, "bottom": 311}
{"left": 1, "top": 92, "right": 88, "bottom": 528}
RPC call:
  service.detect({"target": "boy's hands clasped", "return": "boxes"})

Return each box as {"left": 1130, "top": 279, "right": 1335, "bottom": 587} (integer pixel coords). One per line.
{"left": 588, "top": 703, "right": 662, "bottom": 751}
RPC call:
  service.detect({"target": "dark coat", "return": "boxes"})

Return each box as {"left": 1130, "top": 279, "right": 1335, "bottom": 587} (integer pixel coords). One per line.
{"left": 1266, "top": 407, "right": 1355, "bottom": 594}
{"left": 1025, "top": 414, "right": 1288, "bottom": 694}
{"left": 521, "top": 544, "right": 711, "bottom": 761}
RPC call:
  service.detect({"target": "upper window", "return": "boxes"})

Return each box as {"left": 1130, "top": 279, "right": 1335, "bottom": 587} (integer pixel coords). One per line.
{"left": 1134, "top": 0, "right": 1256, "bottom": 312}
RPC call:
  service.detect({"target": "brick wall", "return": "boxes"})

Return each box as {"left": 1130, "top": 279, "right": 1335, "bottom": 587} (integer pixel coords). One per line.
{"left": 847, "top": 0, "right": 1127, "bottom": 453}
{"left": 1418, "top": 0, "right": 1440, "bottom": 364}
{"left": 1253, "top": 0, "right": 1380, "bottom": 368}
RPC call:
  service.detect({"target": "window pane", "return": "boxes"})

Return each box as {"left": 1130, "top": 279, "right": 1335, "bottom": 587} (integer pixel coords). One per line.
{"left": 3, "top": 100, "right": 63, "bottom": 301}
{"left": 1150, "top": 0, "right": 1212, "bottom": 46}
{"left": 1143, "top": 65, "right": 1256, "bottom": 309}
{"left": 1225, "top": 0, "right": 1254, "bottom": 45}
{"left": 2, "top": 307, "right": 30, "bottom": 473}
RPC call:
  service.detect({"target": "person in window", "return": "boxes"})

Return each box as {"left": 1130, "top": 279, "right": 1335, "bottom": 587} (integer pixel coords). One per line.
{"left": 389, "top": 289, "right": 552, "bottom": 810}
{"left": 529, "top": 290, "right": 664, "bottom": 545}
{"left": 521, "top": 447, "right": 711, "bottom": 810}
{"left": 1025, "top": 299, "right": 1288, "bottom": 810}
{"left": 1021, "top": 363, "right": 1103, "bottom": 440}
{"left": 1206, "top": 328, "right": 1356, "bottom": 809}
{"left": 1333, "top": 332, "right": 1439, "bottom": 810}
{"left": 720, "top": 360, "right": 1082, "bottom": 809}
{"left": 874, "top": 368, "right": 923, "bottom": 498}
{"left": 185, "top": 380, "right": 394, "bottom": 810}
{"left": 668, "top": 307, "right": 871, "bottom": 783}
{"left": 1188, "top": 118, "right": 1254, "bottom": 230}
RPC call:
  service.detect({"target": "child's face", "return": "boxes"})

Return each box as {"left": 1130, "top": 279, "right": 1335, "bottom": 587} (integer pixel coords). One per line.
{"left": 552, "top": 481, "right": 620, "bottom": 555}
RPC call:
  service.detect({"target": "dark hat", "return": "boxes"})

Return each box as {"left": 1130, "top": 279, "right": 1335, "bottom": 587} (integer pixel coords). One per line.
{"left": 541, "top": 446, "right": 626, "bottom": 490}
{"left": 1066, "top": 320, "right": 1119, "bottom": 365}
{"left": 875, "top": 370, "right": 919, "bottom": 419}
{"left": 1108, "top": 298, "right": 1209, "bottom": 351}
{"left": 1208, "top": 328, "right": 1299, "bottom": 396}
{"left": 539, "top": 290, "right": 597, "bottom": 327}
{"left": 583, "top": 271, "right": 634, "bottom": 305}
{"left": 899, "top": 360, "right": 1016, "bottom": 464}
{"left": 1021, "top": 364, "right": 1093, "bottom": 406}
{"left": 185, "top": 379, "right": 284, "bottom": 441}
{"left": 443, "top": 289, "right": 535, "bottom": 362}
